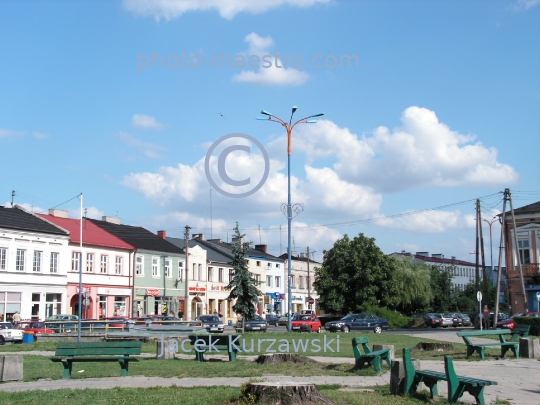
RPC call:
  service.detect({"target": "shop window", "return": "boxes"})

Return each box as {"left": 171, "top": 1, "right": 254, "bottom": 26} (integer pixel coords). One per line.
{"left": 99, "top": 296, "right": 107, "bottom": 319}
{"left": 50, "top": 252, "right": 58, "bottom": 273}
{"left": 45, "top": 293, "right": 61, "bottom": 318}
{"left": 31, "top": 293, "right": 40, "bottom": 318}
{"left": 114, "top": 297, "right": 126, "bottom": 316}
{"left": 16, "top": 249, "right": 25, "bottom": 271}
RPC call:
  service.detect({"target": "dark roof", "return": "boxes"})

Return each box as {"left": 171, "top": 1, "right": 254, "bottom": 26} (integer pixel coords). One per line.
{"left": 391, "top": 252, "right": 476, "bottom": 267}
{"left": 191, "top": 238, "right": 284, "bottom": 262}
{"left": 168, "top": 237, "right": 233, "bottom": 264}
{"left": 278, "top": 253, "right": 321, "bottom": 265}
{"left": 88, "top": 219, "right": 184, "bottom": 254}
{"left": 503, "top": 201, "right": 540, "bottom": 216}
{"left": 0, "top": 206, "right": 69, "bottom": 236}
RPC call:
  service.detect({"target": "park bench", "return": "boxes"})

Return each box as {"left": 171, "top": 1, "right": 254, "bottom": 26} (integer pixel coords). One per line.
{"left": 456, "top": 330, "right": 518, "bottom": 360}
{"left": 188, "top": 335, "right": 238, "bottom": 362}
{"left": 50, "top": 341, "right": 142, "bottom": 379}
{"left": 403, "top": 347, "right": 497, "bottom": 405}
{"left": 351, "top": 337, "right": 391, "bottom": 374}
{"left": 510, "top": 324, "right": 530, "bottom": 341}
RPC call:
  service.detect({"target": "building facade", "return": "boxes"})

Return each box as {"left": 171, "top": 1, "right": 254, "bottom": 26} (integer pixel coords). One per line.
{"left": 280, "top": 252, "right": 321, "bottom": 314}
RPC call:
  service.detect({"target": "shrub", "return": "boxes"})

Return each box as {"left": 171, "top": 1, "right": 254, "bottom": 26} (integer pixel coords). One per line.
{"left": 357, "top": 304, "right": 413, "bottom": 329}
{"left": 513, "top": 317, "right": 540, "bottom": 336}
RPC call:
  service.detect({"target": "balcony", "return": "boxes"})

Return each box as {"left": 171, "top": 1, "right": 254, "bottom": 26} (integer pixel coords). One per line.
{"left": 507, "top": 263, "right": 540, "bottom": 279}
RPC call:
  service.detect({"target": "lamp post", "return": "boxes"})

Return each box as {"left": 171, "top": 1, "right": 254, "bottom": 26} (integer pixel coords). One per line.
{"left": 257, "top": 107, "right": 323, "bottom": 331}
{"left": 483, "top": 216, "right": 497, "bottom": 286}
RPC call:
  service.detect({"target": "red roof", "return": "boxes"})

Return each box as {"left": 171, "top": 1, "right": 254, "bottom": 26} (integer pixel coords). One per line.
{"left": 38, "top": 214, "right": 134, "bottom": 250}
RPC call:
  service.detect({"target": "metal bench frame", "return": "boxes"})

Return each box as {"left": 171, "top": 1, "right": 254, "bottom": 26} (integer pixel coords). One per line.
{"left": 351, "top": 337, "right": 391, "bottom": 374}
{"left": 456, "top": 330, "right": 519, "bottom": 360}
{"left": 188, "top": 335, "right": 238, "bottom": 362}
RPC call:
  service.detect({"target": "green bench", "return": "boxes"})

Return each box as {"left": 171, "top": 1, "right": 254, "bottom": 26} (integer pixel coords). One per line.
{"left": 351, "top": 337, "right": 391, "bottom": 374}
{"left": 456, "top": 329, "right": 519, "bottom": 360}
{"left": 510, "top": 324, "right": 530, "bottom": 341}
{"left": 403, "top": 347, "right": 497, "bottom": 405}
{"left": 51, "top": 341, "right": 142, "bottom": 379}
{"left": 188, "top": 335, "right": 238, "bottom": 362}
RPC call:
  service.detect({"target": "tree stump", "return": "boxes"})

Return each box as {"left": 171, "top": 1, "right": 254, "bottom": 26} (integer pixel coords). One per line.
{"left": 255, "top": 354, "right": 317, "bottom": 365}
{"left": 243, "top": 382, "right": 335, "bottom": 405}
{"left": 413, "top": 342, "right": 454, "bottom": 351}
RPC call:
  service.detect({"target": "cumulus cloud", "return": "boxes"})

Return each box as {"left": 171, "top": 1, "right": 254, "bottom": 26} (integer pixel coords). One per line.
{"left": 119, "top": 132, "right": 166, "bottom": 159}
{"left": 131, "top": 114, "right": 165, "bottom": 130}
{"left": 123, "top": 0, "right": 330, "bottom": 20}
{"left": 513, "top": 0, "right": 540, "bottom": 11}
{"left": 232, "top": 32, "right": 309, "bottom": 86}
{"left": 0, "top": 129, "right": 24, "bottom": 138}
{"left": 286, "top": 107, "right": 518, "bottom": 192}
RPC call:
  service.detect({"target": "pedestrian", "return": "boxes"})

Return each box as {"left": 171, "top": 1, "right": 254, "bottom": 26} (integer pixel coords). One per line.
{"left": 170, "top": 310, "right": 175, "bottom": 318}
{"left": 178, "top": 311, "right": 184, "bottom": 320}
{"left": 483, "top": 305, "right": 490, "bottom": 329}
{"left": 13, "top": 311, "right": 21, "bottom": 326}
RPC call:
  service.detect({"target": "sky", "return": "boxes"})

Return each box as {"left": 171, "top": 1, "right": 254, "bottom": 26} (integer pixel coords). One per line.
{"left": 1, "top": 0, "right": 539, "bottom": 263}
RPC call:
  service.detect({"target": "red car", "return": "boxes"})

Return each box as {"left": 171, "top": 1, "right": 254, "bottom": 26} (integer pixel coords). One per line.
{"left": 291, "top": 314, "right": 322, "bottom": 333}
{"left": 495, "top": 312, "right": 540, "bottom": 331}
{"left": 19, "top": 321, "right": 55, "bottom": 338}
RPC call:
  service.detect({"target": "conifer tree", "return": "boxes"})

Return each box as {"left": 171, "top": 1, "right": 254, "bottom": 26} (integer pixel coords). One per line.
{"left": 226, "top": 223, "right": 262, "bottom": 332}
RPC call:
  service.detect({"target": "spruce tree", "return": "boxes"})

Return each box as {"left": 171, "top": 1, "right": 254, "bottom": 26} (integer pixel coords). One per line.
{"left": 226, "top": 223, "right": 262, "bottom": 332}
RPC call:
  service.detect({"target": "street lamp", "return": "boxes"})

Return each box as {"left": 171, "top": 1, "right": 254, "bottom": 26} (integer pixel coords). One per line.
{"left": 483, "top": 216, "right": 498, "bottom": 285}
{"left": 257, "top": 107, "right": 323, "bottom": 331}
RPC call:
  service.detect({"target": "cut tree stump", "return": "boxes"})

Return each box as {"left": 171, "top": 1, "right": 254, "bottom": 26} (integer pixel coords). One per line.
{"left": 254, "top": 354, "right": 317, "bottom": 365}
{"left": 243, "top": 382, "right": 335, "bottom": 405}
{"left": 413, "top": 342, "right": 454, "bottom": 351}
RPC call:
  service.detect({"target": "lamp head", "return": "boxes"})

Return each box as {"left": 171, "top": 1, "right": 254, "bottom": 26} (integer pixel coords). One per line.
{"left": 311, "top": 112, "right": 324, "bottom": 117}
{"left": 256, "top": 117, "right": 269, "bottom": 120}
{"left": 306, "top": 120, "right": 317, "bottom": 123}
{"left": 261, "top": 110, "right": 273, "bottom": 116}
{"left": 292, "top": 106, "right": 298, "bottom": 113}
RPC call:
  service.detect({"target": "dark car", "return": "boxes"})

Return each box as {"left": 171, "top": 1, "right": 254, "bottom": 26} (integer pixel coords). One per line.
{"left": 422, "top": 313, "right": 439, "bottom": 328}
{"left": 324, "top": 313, "right": 389, "bottom": 334}
{"left": 236, "top": 315, "right": 267, "bottom": 332}
{"left": 199, "top": 315, "right": 224, "bottom": 333}
{"left": 277, "top": 316, "right": 288, "bottom": 326}
{"left": 448, "top": 313, "right": 463, "bottom": 327}
{"left": 460, "top": 314, "right": 472, "bottom": 327}
{"left": 265, "top": 315, "right": 280, "bottom": 326}
{"left": 496, "top": 312, "right": 540, "bottom": 331}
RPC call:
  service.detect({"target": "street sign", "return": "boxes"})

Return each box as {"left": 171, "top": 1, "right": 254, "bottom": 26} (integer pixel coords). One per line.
{"left": 83, "top": 298, "right": 90, "bottom": 306}
{"left": 477, "top": 291, "right": 482, "bottom": 302}
{"left": 307, "top": 297, "right": 315, "bottom": 304}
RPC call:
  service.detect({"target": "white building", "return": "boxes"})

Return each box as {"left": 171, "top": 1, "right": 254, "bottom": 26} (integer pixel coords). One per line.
{"left": 0, "top": 205, "right": 70, "bottom": 322}
{"left": 280, "top": 252, "right": 321, "bottom": 314}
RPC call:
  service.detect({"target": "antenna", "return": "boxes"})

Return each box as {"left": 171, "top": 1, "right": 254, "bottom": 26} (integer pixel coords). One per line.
{"left": 11, "top": 190, "right": 15, "bottom": 207}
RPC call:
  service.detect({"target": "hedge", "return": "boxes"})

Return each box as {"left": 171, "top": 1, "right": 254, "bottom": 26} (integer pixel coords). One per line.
{"left": 513, "top": 317, "right": 540, "bottom": 336}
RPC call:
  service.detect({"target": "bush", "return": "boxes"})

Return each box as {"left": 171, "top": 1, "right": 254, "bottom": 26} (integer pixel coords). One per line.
{"left": 357, "top": 304, "right": 413, "bottom": 329}
{"left": 513, "top": 317, "right": 540, "bottom": 336}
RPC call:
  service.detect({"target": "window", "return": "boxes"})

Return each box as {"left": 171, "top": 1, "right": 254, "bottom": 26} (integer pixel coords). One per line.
{"left": 86, "top": 253, "right": 94, "bottom": 273}
{"left": 256, "top": 261, "right": 261, "bottom": 266}
{"left": 208, "top": 267, "right": 213, "bottom": 282}
{"left": 266, "top": 275, "right": 272, "bottom": 287}
{"left": 193, "top": 263, "right": 197, "bottom": 280}
{"left": 71, "top": 252, "right": 80, "bottom": 272}
{"left": 178, "top": 261, "right": 184, "bottom": 281}
{"left": 152, "top": 257, "right": 159, "bottom": 277}
{"left": 0, "top": 248, "right": 7, "bottom": 271}
{"left": 218, "top": 268, "right": 224, "bottom": 282}
{"left": 115, "top": 256, "right": 122, "bottom": 275}
{"left": 276, "top": 263, "right": 280, "bottom": 268}
{"left": 16, "top": 249, "right": 25, "bottom": 271}
{"left": 50, "top": 252, "right": 58, "bottom": 273}
{"left": 291, "top": 275, "right": 295, "bottom": 288}
{"left": 518, "top": 240, "right": 531, "bottom": 265}
{"left": 33, "top": 251, "right": 42, "bottom": 272}
{"left": 164, "top": 258, "right": 171, "bottom": 278}
{"left": 198, "top": 264, "right": 203, "bottom": 281}
{"left": 100, "top": 255, "right": 108, "bottom": 273}
{"left": 135, "top": 256, "right": 144, "bottom": 276}
{"left": 299, "top": 276, "right": 305, "bottom": 289}
{"left": 254, "top": 274, "right": 260, "bottom": 283}
{"left": 275, "top": 276, "right": 280, "bottom": 288}
{"left": 229, "top": 269, "right": 234, "bottom": 282}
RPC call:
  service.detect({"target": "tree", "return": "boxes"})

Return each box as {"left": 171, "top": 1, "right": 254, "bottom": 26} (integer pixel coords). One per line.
{"left": 385, "top": 256, "right": 433, "bottom": 314}
{"left": 314, "top": 233, "right": 392, "bottom": 314}
{"left": 226, "top": 223, "right": 262, "bottom": 332}
{"left": 429, "top": 266, "right": 454, "bottom": 312}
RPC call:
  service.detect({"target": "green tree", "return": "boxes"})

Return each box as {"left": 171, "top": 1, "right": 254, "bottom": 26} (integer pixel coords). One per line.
{"left": 429, "top": 266, "right": 454, "bottom": 312}
{"left": 313, "top": 233, "right": 392, "bottom": 314}
{"left": 226, "top": 223, "right": 262, "bottom": 332}
{"left": 385, "top": 256, "right": 433, "bottom": 314}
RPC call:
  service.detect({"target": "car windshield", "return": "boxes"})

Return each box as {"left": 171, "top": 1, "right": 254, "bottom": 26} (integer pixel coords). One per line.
{"left": 200, "top": 316, "right": 220, "bottom": 322}
{"left": 0, "top": 323, "right": 15, "bottom": 329}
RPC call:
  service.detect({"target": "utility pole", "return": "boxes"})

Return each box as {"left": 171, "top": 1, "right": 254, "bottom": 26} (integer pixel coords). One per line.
{"left": 184, "top": 225, "right": 191, "bottom": 321}
{"left": 494, "top": 193, "right": 507, "bottom": 323}
{"left": 307, "top": 246, "right": 311, "bottom": 309}
{"left": 479, "top": 202, "right": 488, "bottom": 326}
{"left": 508, "top": 189, "right": 528, "bottom": 311}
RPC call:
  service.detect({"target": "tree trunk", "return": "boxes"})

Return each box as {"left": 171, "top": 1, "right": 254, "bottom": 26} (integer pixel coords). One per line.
{"left": 243, "top": 382, "right": 335, "bottom": 405}
{"left": 254, "top": 354, "right": 317, "bottom": 365}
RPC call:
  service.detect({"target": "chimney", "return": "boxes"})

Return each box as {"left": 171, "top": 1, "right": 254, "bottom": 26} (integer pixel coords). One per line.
{"left": 48, "top": 209, "right": 68, "bottom": 218}
{"left": 431, "top": 254, "right": 444, "bottom": 259}
{"left": 192, "top": 233, "right": 205, "bottom": 240}
{"left": 292, "top": 250, "right": 298, "bottom": 258}
{"left": 157, "top": 230, "right": 166, "bottom": 239}
{"left": 255, "top": 244, "right": 267, "bottom": 253}
{"left": 102, "top": 216, "right": 121, "bottom": 224}
{"left": 451, "top": 256, "right": 456, "bottom": 260}
{"left": 416, "top": 251, "right": 429, "bottom": 257}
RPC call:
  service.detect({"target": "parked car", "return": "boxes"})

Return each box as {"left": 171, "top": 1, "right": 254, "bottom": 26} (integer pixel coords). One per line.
{"left": 45, "top": 314, "right": 78, "bottom": 321}
{"left": 198, "top": 315, "right": 224, "bottom": 333}
{"left": 0, "top": 322, "right": 23, "bottom": 344}
{"left": 324, "top": 313, "right": 389, "bottom": 334}
{"left": 496, "top": 312, "right": 540, "bottom": 331}
{"left": 291, "top": 313, "right": 322, "bottom": 333}
{"left": 423, "top": 313, "right": 439, "bottom": 328}
{"left": 277, "top": 316, "right": 288, "bottom": 326}
{"left": 436, "top": 314, "right": 454, "bottom": 328}
{"left": 265, "top": 315, "right": 280, "bottom": 326}
{"left": 460, "top": 314, "right": 472, "bottom": 327}
{"left": 236, "top": 315, "right": 267, "bottom": 332}
{"left": 448, "top": 313, "right": 463, "bottom": 327}
{"left": 18, "top": 321, "right": 55, "bottom": 337}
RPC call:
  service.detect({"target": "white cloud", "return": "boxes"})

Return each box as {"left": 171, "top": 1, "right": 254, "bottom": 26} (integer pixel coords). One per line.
{"left": 131, "top": 114, "right": 165, "bottom": 130}
{"left": 232, "top": 32, "right": 309, "bottom": 86}
{"left": 514, "top": 0, "right": 540, "bottom": 11}
{"left": 32, "top": 132, "right": 48, "bottom": 140}
{"left": 123, "top": 0, "right": 330, "bottom": 20}
{"left": 287, "top": 107, "right": 518, "bottom": 192}
{"left": 0, "top": 129, "right": 24, "bottom": 138}
{"left": 119, "top": 132, "right": 166, "bottom": 159}
{"left": 376, "top": 210, "right": 475, "bottom": 233}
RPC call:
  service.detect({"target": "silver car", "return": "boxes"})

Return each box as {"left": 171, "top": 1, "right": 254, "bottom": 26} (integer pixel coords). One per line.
{"left": 0, "top": 322, "right": 23, "bottom": 344}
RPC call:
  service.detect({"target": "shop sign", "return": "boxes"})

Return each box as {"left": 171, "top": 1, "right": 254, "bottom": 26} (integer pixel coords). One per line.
{"left": 189, "top": 286, "right": 206, "bottom": 292}
{"left": 291, "top": 296, "right": 303, "bottom": 302}
{"left": 76, "top": 286, "right": 91, "bottom": 293}
{"left": 97, "top": 288, "right": 131, "bottom": 296}
{"left": 146, "top": 288, "right": 160, "bottom": 296}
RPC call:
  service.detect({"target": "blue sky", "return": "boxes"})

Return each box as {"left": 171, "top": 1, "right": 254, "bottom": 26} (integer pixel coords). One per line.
{"left": 1, "top": 0, "right": 539, "bottom": 263}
